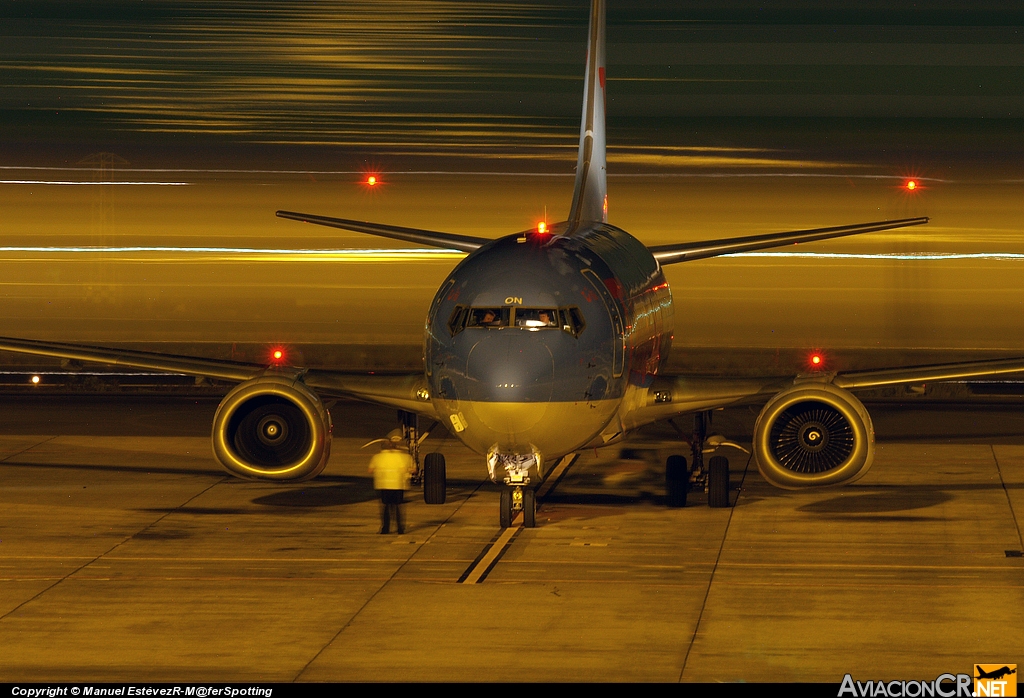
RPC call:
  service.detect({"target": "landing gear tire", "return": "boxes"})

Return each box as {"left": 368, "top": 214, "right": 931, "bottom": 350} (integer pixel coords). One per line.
{"left": 523, "top": 488, "right": 536, "bottom": 528}
{"left": 707, "top": 455, "right": 730, "bottom": 508}
{"left": 423, "top": 452, "right": 447, "bottom": 504}
{"left": 666, "top": 454, "right": 688, "bottom": 508}
{"left": 499, "top": 487, "right": 513, "bottom": 528}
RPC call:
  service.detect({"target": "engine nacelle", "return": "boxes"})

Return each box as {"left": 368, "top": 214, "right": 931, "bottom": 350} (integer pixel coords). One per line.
{"left": 212, "top": 374, "right": 332, "bottom": 481}
{"left": 753, "top": 382, "right": 874, "bottom": 489}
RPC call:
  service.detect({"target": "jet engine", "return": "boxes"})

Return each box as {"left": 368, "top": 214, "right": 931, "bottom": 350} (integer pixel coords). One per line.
{"left": 212, "top": 374, "right": 332, "bottom": 481}
{"left": 752, "top": 382, "right": 874, "bottom": 489}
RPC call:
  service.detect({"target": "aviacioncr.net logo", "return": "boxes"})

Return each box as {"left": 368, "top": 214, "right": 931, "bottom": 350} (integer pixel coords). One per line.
{"left": 974, "top": 665, "right": 1017, "bottom": 697}
{"left": 838, "top": 673, "right": 973, "bottom": 697}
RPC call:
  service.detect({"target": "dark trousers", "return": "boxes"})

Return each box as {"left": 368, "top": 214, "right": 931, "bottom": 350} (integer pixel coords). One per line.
{"left": 378, "top": 490, "right": 405, "bottom": 533}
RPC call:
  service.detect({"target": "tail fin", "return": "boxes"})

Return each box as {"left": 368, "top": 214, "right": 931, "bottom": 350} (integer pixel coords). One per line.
{"left": 566, "top": 0, "right": 607, "bottom": 233}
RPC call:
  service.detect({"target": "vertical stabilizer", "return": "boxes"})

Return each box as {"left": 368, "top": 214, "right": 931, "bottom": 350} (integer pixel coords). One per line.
{"left": 566, "top": 0, "right": 607, "bottom": 233}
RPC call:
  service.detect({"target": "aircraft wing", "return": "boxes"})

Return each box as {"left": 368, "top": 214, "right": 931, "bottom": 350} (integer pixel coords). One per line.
{"left": 832, "top": 356, "right": 1024, "bottom": 389}
{"left": 276, "top": 210, "right": 490, "bottom": 252}
{"left": 0, "top": 336, "right": 261, "bottom": 382}
{"left": 648, "top": 217, "right": 929, "bottom": 265}
{"left": 627, "top": 355, "right": 1024, "bottom": 429}
{"left": 302, "top": 370, "right": 435, "bottom": 416}
{"left": 0, "top": 335, "right": 437, "bottom": 418}
{"left": 622, "top": 375, "right": 786, "bottom": 430}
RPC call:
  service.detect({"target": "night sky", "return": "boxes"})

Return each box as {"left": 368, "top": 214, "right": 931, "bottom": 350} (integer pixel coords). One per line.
{"left": 3, "top": 1, "right": 1023, "bottom": 172}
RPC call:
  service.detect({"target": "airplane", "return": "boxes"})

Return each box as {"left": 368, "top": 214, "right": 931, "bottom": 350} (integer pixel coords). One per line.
{"left": 4, "top": 0, "right": 1024, "bottom": 528}
{"left": 976, "top": 667, "right": 1016, "bottom": 681}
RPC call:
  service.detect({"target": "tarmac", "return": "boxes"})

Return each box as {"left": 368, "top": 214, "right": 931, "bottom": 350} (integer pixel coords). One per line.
{"left": 0, "top": 397, "right": 1021, "bottom": 682}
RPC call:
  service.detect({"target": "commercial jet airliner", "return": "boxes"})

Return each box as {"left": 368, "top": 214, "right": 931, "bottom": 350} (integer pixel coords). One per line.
{"left": 4, "top": 0, "right": 1024, "bottom": 527}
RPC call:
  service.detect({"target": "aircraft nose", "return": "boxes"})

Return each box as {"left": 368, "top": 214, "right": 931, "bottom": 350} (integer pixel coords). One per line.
{"left": 465, "top": 331, "right": 554, "bottom": 403}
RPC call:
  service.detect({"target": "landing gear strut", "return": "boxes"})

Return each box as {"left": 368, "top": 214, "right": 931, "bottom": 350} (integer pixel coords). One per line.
{"left": 666, "top": 411, "right": 732, "bottom": 508}
{"left": 691, "top": 411, "right": 707, "bottom": 482}
{"left": 499, "top": 485, "right": 537, "bottom": 528}
{"left": 399, "top": 410, "right": 422, "bottom": 483}
{"left": 398, "top": 409, "right": 446, "bottom": 505}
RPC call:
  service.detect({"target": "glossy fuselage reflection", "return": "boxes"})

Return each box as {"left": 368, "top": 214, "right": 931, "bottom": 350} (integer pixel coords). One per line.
{"left": 426, "top": 223, "right": 673, "bottom": 475}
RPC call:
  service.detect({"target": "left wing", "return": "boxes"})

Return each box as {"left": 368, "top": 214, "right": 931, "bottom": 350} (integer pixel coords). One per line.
{"left": 276, "top": 210, "right": 490, "bottom": 253}
{"left": 0, "top": 336, "right": 437, "bottom": 418}
{"left": 0, "top": 336, "right": 260, "bottom": 382}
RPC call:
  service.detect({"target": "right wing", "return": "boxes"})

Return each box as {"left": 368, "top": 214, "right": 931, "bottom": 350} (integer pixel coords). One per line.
{"left": 649, "top": 217, "right": 929, "bottom": 265}
{"left": 625, "top": 354, "right": 1024, "bottom": 429}
{"left": 833, "top": 356, "right": 1024, "bottom": 389}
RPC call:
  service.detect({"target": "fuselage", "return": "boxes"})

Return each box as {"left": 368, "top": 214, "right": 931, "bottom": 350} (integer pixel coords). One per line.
{"left": 426, "top": 223, "right": 673, "bottom": 482}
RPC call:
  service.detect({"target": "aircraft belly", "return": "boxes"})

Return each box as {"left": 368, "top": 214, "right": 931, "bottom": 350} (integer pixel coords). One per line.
{"left": 445, "top": 399, "right": 619, "bottom": 458}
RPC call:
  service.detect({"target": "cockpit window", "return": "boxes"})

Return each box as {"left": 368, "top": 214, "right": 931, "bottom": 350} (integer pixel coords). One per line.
{"left": 447, "top": 306, "right": 469, "bottom": 335}
{"left": 448, "top": 305, "right": 585, "bottom": 337}
{"left": 514, "top": 308, "right": 558, "bottom": 328}
{"left": 563, "top": 307, "right": 586, "bottom": 337}
{"left": 467, "top": 307, "right": 510, "bottom": 328}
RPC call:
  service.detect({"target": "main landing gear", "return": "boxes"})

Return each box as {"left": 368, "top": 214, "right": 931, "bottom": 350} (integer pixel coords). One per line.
{"left": 665, "top": 411, "right": 731, "bottom": 509}
{"left": 398, "top": 410, "right": 447, "bottom": 505}
{"left": 423, "top": 452, "right": 447, "bottom": 505}
{"left": 499, "top": 485, "right": 536, "bottom": 528}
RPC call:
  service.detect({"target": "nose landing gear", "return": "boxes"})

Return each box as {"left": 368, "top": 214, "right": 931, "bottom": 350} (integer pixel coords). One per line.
{"left": 499, "top": 485, "right": 537, "bottom": 529}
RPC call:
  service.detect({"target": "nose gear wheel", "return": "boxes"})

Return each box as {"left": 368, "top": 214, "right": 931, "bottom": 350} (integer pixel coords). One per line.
{"left": 499, "top": 485, "right": 536, "bottom": 528}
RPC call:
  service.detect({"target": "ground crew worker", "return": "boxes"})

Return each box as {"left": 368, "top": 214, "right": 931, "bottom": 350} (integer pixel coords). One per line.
{"left": 368, "top": 430, "right": 416, "bottom": 534}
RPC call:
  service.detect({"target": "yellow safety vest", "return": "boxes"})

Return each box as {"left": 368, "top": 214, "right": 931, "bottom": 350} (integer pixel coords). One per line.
{"left": 368, "top": 450, "right": 415, "bottom": 490}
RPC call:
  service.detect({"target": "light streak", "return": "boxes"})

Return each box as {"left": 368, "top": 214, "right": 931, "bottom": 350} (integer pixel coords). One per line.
{"left": 0, "top": 180, "right": 190, "bottom": 186}
{"left": 0, "top": 246, "right": 466, "bottom": 261}
{"left": 0, "top": 167, "right": 954, "bottom": 182}
{"left": 734, "top": 252, "right": 1024, "bottom": 261}
{"left": 2, "top": 247, "right": 1024, "bottom": 263}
